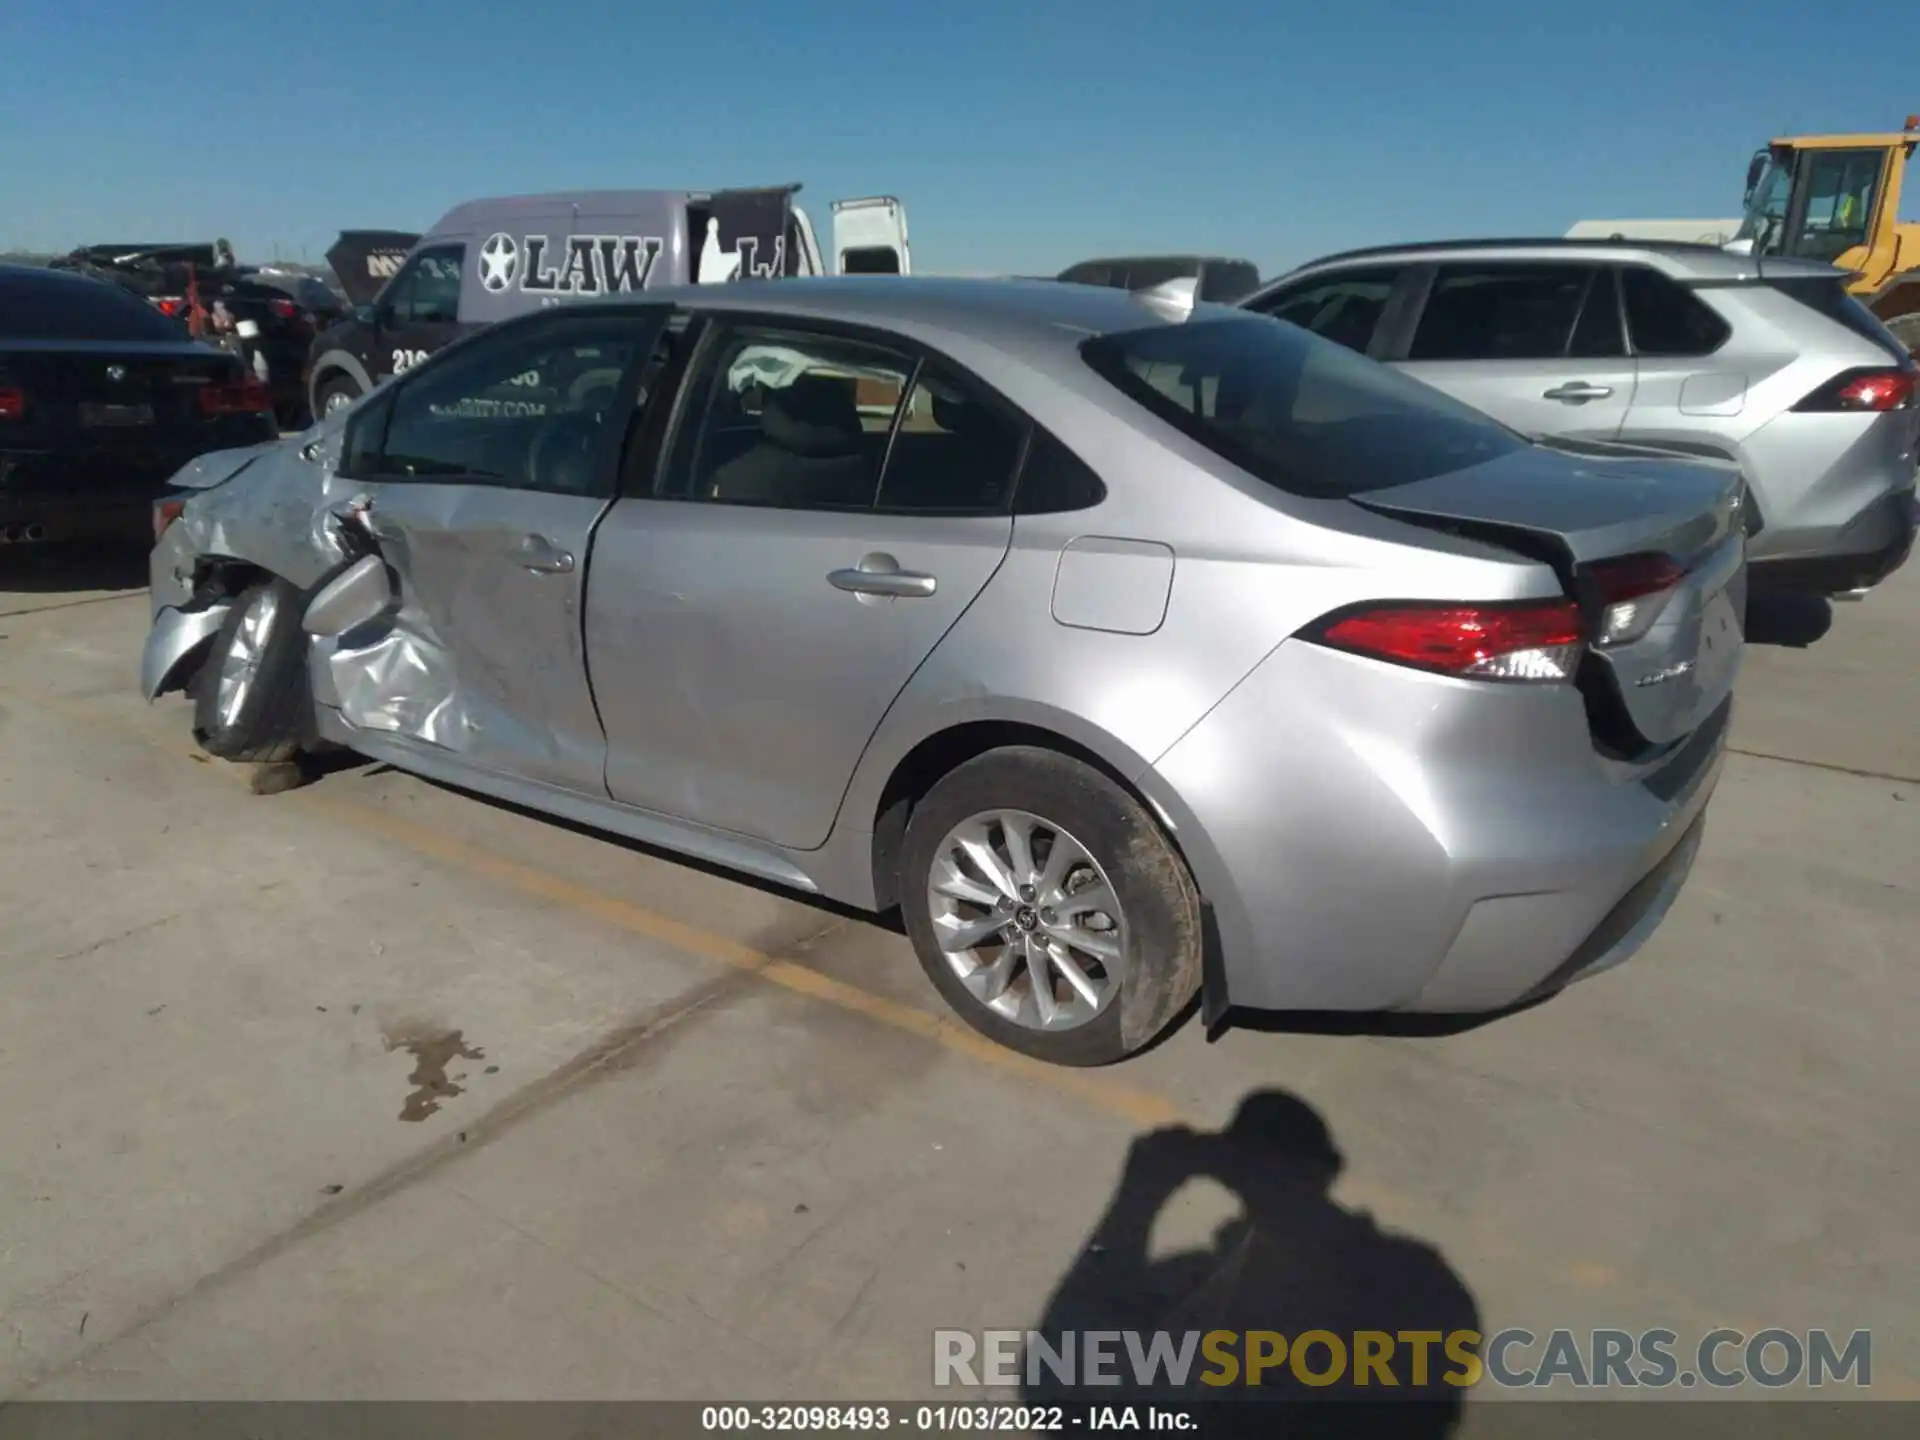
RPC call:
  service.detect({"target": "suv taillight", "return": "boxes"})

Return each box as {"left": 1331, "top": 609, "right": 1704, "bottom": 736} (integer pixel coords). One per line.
{"left": 1792, "top": 367, "right": 1917, "bottom": 413}
{"left": 0, "top": 386, "right": 26, "bottom": 420}
{"left": 1307, "top": 599, "right": 1586, "bottom": 682}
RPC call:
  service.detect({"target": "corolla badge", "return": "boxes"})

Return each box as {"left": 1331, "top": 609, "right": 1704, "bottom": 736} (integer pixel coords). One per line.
{"left": 1635, "top": 660, "right": 1696, "bottom": 688}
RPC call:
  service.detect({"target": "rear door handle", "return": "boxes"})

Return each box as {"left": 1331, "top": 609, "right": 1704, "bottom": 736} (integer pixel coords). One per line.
{"left": 1544, "top": 381, "right": 1614, "bottom": 403}
{"left": 515, "top": 533, "right": 575, "bottom": 574}
{"left": 829, "top": 552, "right": 937, "bottom": 598}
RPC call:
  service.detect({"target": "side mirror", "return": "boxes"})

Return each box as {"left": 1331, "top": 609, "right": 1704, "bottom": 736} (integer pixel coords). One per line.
{"left": 303, "top": 553, "right": 393, "bottom": 638}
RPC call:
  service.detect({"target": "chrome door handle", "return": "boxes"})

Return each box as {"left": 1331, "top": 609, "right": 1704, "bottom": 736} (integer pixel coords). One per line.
{"left": 516, "top": 534, "right": 575, "bottom": 574}
{"left": 829, "top": 553, "right": 937, "bottom": 598}
{"left": 1543, "top": 382, "right": 1614, "bottom": 403}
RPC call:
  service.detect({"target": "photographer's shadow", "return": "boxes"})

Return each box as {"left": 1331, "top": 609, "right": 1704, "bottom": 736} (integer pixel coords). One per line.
{"left": 1024, "top": 1090, "right": 1478, "bottom": 1438}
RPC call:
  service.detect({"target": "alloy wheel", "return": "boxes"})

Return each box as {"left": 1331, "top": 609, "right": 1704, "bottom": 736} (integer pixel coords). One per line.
{"left": 924, "top": 810, "right": 1128, "bottom": 1032}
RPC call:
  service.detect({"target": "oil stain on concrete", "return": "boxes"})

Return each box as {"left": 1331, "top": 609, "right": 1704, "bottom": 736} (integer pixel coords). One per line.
{"left": 381, "top": 1021, "right": 485, "bottom": 1122}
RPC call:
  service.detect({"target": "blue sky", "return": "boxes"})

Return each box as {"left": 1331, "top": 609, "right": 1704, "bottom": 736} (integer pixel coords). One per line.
{"left": 0, "top": 0, "right": 1913, "bottom": 276}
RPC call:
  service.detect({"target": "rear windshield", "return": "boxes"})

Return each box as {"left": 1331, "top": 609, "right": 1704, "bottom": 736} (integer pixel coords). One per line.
{"left": 0, "top": 272, "right": 187, "bottom": 342}
{"left": 1082, "top": 315, "right": 1526, "bottom": 499}
{"left": 1759, "top": 278, "right": 1911, "bottom": 363}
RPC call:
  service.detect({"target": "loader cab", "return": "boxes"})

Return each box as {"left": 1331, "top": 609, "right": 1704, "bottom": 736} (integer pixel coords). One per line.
{"left": 1732, "top": 121, "right": 1916, "bottom": 271}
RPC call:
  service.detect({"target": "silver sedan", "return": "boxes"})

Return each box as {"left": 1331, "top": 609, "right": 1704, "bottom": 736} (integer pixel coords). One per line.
{"left": 142, "top": 278, "right": 1745, "bottom": 1065}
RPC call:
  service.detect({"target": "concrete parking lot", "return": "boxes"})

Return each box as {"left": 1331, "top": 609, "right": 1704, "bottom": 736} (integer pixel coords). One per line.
{"left": 0, "top": 543, "right": 1914, "bottom": 1418}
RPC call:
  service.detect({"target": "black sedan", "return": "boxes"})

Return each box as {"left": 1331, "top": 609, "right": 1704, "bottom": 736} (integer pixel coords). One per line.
{"left": 0, "top": 264, "right": 279, "bottom": 547}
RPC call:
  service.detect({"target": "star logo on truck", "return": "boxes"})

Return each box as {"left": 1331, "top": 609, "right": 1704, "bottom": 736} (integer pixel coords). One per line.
{"left": 479, "top": 233, "right": 520, "bottom": 292}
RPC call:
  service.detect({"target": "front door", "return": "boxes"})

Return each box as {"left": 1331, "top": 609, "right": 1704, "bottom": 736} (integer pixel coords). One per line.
{"left": 1394, "top": 261, "right": 1637, "bottom": 442}
{"left": 331, "top": 305, "right": 666, "bottom": 793}
{"left": 371, "top": 242, "right": 465, "bottom": 384}
{"left": 586, "top": 318, "right": 1024, "bottom": 850}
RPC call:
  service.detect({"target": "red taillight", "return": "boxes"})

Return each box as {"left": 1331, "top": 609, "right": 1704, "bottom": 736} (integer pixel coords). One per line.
{"left": 1793, "top": 367, "right": 1916, "bottom": 413}
{"left": 0, "top": 386, "right": 25, "bottom": 420}
{"left": 153, "top": 497, "right": 186, "bottom": 541}
{"left": 1312, "top": 600, "right": 1586, "bottom": 682}
{"left": 1585, "top": 552, "right": 1688, "bottom": 648}
{"left": 269, "top": 297, "right": 297, "bottom": 321}
{"left": 198, "top": 374, "right": 273, "bottom": 417}
{"left": 152, "top": 296, "right": 188, "bottom": 318}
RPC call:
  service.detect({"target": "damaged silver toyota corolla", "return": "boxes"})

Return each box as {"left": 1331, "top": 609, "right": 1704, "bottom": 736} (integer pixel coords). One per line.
{"left": 143, "top": 278, "right": 1746, "bottom": 1066}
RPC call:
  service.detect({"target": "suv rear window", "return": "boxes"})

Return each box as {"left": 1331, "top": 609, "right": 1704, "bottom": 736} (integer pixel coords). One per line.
{"left": 1083, "top": 316, "right": 1525, "bottom": 499}
{"left": 1759, "top": 278, "right": 1911, "bottom": 363}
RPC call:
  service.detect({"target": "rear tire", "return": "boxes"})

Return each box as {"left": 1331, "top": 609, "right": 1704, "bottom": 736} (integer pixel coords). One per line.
{"left": 191, "top": 579, "right": 310, "bottom": 763}
{"left": 898, "top": 746, "right": 1203, "bottom": 1067}
{"left": 314, "top": 372, "right": 362, "bottom": 419}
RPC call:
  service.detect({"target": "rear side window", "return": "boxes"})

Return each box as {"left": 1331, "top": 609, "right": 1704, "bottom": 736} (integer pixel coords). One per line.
{"left": 1014, "top": 432, "right": 1106, "bottom": 513}
{"left": 1058, "top": 262, "right": 1120, "bottom": 288}
{"left": 0, "top": 272, "right": 186, "bottom": 342}
{"left": 1117, "top": 258, "right": 1196, "bottom": 291}
{"left": 1199, "top": 262, "right": 1261, "bottom": 304}
{"left": 1083, "top": 316, "right": 1525, "bottom": 500}
{"left": 1759, "top": 278, "right": 1911, "bottom": 363}
{"left": 1620, "top": 267, "right": 1730, "bottom": 356}
{"left": 1409, "top": 264, "right": 1599, "bottom": 361}
{"left": 1250, "top": 268, "right": 1402, "bottom": 354}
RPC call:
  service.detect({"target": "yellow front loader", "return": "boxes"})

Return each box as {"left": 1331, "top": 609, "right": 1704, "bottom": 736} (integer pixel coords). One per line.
{"left": 1734, "top": 116, "right": 1920, "bottom": 351}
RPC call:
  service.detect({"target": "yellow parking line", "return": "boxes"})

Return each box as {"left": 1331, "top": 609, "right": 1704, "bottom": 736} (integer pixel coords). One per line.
{"left": 298, "top": 791, "right": 1189, "bottom": 1129}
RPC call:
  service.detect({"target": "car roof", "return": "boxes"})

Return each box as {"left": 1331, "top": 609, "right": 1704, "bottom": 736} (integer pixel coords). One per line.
{"left": 584, "top": 276, "right": 1219, "bottom": 357}
{"left": 1260, "top": 237, "right": 1845, "bottom": 287}
{"left": 0, "top": 261, "right": 120, "bottom": 289}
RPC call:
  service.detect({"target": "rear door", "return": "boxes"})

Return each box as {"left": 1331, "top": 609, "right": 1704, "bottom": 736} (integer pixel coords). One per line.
{"left": 1394, "top": 261, "right": 1638, "bottom": 441}
{"left": 586, "top": 316, "right": 1022, "bottom": 849}
{"left": 831, "top": 196, "right": 911, "bottom": 276}
{"left": 329, "top": 306, "right": 665, "bottom": 793}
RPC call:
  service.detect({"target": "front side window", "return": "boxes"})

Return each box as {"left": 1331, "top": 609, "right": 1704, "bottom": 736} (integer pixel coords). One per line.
{"left": 664, "top": 326, "right": 912, "bottom": 509}
{"left": 1792, "top": 149, "right": 1883, "bottom": 264}
{"left": 1250, "top": 269, "right": 1402, "bottom": 354}
{"left": 383, "top": 245, "right": 463, "bottom": 324}
{"left": 1736, "top": 154, "right": 1793, "bottom": 254}
{"left": 1409, "top": 264, "right": 1602, "bottom": 362}
{"left": 1084, "top": 316, "right": 1524, "bottom": 500}
{"left": 372, "top": 313, "right": 646, "bottom": 493}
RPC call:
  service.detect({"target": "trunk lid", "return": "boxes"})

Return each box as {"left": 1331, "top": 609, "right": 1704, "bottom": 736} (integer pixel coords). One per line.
{"left": 1355, "top": 445, "right": 1747, "bottom": 749}
{"left": 0, "top": 341, "right": 249, "bottom": 444}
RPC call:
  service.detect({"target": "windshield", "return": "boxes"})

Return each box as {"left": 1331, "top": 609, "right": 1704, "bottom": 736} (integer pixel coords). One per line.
{"left": 1736, "top": 155, "right": 1792, "bottom": 255}
{"left": 1082, "top": 316, "right": 1526, "bottom": 500}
